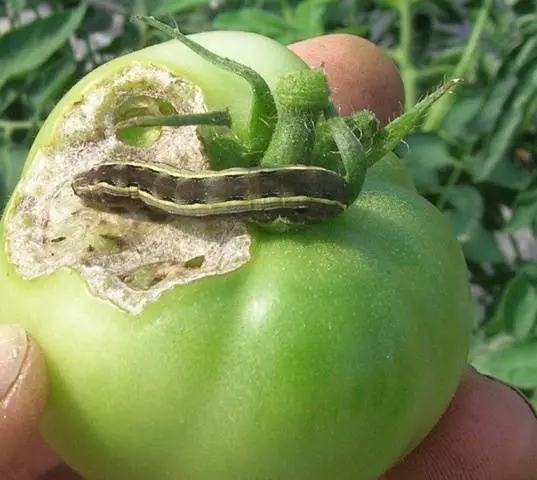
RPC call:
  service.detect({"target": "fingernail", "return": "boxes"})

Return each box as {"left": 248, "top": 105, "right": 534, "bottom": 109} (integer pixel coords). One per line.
{"left": 0, "top": 325, "right": 28, "bottom": 399}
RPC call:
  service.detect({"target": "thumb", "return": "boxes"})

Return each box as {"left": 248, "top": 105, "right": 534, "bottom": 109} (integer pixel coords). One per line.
{"left": 0, "top": 325, "right": 48, "bottom": 465}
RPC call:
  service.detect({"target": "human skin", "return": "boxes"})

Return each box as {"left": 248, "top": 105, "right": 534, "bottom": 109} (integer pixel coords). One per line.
{"left": 1, "top": 33, "right": 537, "bottom": 480}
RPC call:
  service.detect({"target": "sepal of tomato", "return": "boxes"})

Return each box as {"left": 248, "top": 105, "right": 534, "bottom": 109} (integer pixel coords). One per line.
{"left": 0, "top": 31, "right": 473, "bottom": 480}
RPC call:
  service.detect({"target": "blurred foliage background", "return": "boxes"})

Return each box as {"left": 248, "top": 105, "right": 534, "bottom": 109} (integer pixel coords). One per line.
{"left": 1, "top": 0, "right": 536, "bottom": 407}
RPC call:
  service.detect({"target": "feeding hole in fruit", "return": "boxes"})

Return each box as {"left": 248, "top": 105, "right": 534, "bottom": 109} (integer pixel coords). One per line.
{"left": 4, "top": 63, "right": 252, "bottom": 315}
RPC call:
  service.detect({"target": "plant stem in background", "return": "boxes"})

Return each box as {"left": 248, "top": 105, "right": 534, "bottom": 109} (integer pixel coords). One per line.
{"left": 423, "top": 0, "right": 493, "bottom": 131}
{"left": 396, "top": 0, "right": 417, "bottom": 112}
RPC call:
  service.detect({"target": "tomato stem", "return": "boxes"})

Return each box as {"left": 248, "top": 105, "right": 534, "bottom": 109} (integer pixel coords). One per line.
{"left": 133, "top": 16, "right": 277, "bottom": 156}
{"left": 115, "top": 111, "right": 232, "bottom": 129}
{"left": 261, "top": 70, "right": 330, "bottom": 167}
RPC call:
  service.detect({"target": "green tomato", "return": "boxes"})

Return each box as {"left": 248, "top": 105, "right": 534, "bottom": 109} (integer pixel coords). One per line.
{"left": 0, "top": 29, "right": 473, "bottom": 480}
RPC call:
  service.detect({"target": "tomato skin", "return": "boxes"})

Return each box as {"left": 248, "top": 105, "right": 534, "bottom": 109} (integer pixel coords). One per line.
{"left": 0, "top": 32, "right": 473, "bottom": 480}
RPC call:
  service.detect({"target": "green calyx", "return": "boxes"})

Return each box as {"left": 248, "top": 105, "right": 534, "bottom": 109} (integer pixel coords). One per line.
{"left": 275, "top": 70, "right": 331, "bottom": 111}
{"left": 258, "top": 70, "right": 331, "bottom": 169}
{"left": 127, "top": 16, "right": 462, "bottom": 210}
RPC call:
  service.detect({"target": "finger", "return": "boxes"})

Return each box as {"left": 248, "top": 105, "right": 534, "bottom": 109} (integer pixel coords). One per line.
{"left": 40, "top": 464, "right": 84, "bottom": 480}
{"left": 2, "top": 432, "right": 64, "bottom": 480}
{"left": 381, "top": 367, "right": 537, "bottom": 479}
{"left": 289, "top": 33, "right": 404, "bottom": 123}
{"left": 0, "top": 325, "right": 48, "bottom": 466}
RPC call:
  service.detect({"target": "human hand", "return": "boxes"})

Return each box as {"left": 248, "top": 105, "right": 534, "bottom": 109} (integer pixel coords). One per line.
{"left": 1, "top": 34, "right": 536, "bottom": 480}
{"left": 0, "top": 324, "right": 70, "bottom": 480}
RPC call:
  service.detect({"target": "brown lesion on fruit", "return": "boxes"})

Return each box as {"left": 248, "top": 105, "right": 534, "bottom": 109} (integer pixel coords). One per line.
{"left": 119, "top": 256, "right": 207, "bottom": 291}
{"left": 4, "top": 63, "right": 251, "bottom": 315}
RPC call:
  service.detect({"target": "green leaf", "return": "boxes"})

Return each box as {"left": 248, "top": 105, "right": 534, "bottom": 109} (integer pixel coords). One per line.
{"left": 23, "top": 54, "right": 76, "bottom": 116}
{"left": 213, "top": 9, "right": 292, "bottom": 41}
{"left": 331, "top": 25, "right": 369, "bottom": 37}
{"left": 473, "top": 75, "right": 520, "bottom": 133}
{"left": 455, "top": 220, "right": 504, "bottom": 264}
{"left": 150, "top": 0, "right": 211, "bottom": 16}
{"left": 444, "top": 185, "right": 484, "bottom": 219}
{"left": 0, "top": 144, "right": 27, "bottom": 212}
{"left": 401, "top": 133, "right": 457, "bottom": 188}
{"left": 505, "top": 169, "right": 537, "bottom": 231}
{"left": 378, "top": 0, "right": 419, "bottom": 9}
{"left": 491, "top": 274, "right": 537, "bottom": 340}
{"left": 0, "top": 81, "right": 22, "bottom": 115}
{"left": 445, "top": 209, "right": 479, "bottom": 243}
{"left": 471, "top": 40, "right": 537, "bottom": 181}
{"left": 7, "top": 0, "right": 26, "bottom": 11}
{"left": 472, "top": 340, "right": 537, "bottom": 390}
{"left": 520, "top": 262, "right": 537, "bottom": 281}
{"left": 404, "top": 133, "right": 458, "bottom": 167}
{"left": 414, "top": 0, "right": 465, "bottom": 19}
{"left": 77, "top": 6, "right": 114, "bottom": 36}
{"left": 441, "top": 91, "right": 485, "bottom": 141}
{"left": 486, "top": 155, "right": 532, "bottom": 190}
{"left": 290, "top": 0, "right": 335, "bottom": 39}
{"left": 0, "top": 2, "right": 87, "bottom": 90}
{"left": 98, "top": 22, "right": 140, "bottom": 56}
{"left": 442, "top": 185, "right": 490, "bottom": 260}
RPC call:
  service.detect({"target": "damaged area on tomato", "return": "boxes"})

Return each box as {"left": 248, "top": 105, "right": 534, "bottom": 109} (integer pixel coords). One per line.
{"left": 4, "top": 63, "right": 251, "bottom": 315}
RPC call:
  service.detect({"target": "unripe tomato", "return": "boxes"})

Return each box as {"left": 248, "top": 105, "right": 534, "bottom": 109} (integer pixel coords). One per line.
{"left": 0, "top": 29, "right": 473, "bottom": 480}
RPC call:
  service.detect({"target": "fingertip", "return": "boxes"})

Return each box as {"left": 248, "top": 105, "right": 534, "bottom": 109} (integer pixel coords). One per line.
{"left": 382, "top": 367, "right": 537, "bottom": 479}
{"left": 288, "top": 33, "right": 404, "bottom": 124}
{"left": 0, "top": 326, "right": 48, "bottom": 465}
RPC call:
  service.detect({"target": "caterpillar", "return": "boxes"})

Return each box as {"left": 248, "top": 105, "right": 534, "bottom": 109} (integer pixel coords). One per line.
{"left": 71, "top": 162, "right": 349, "bottom": 224}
